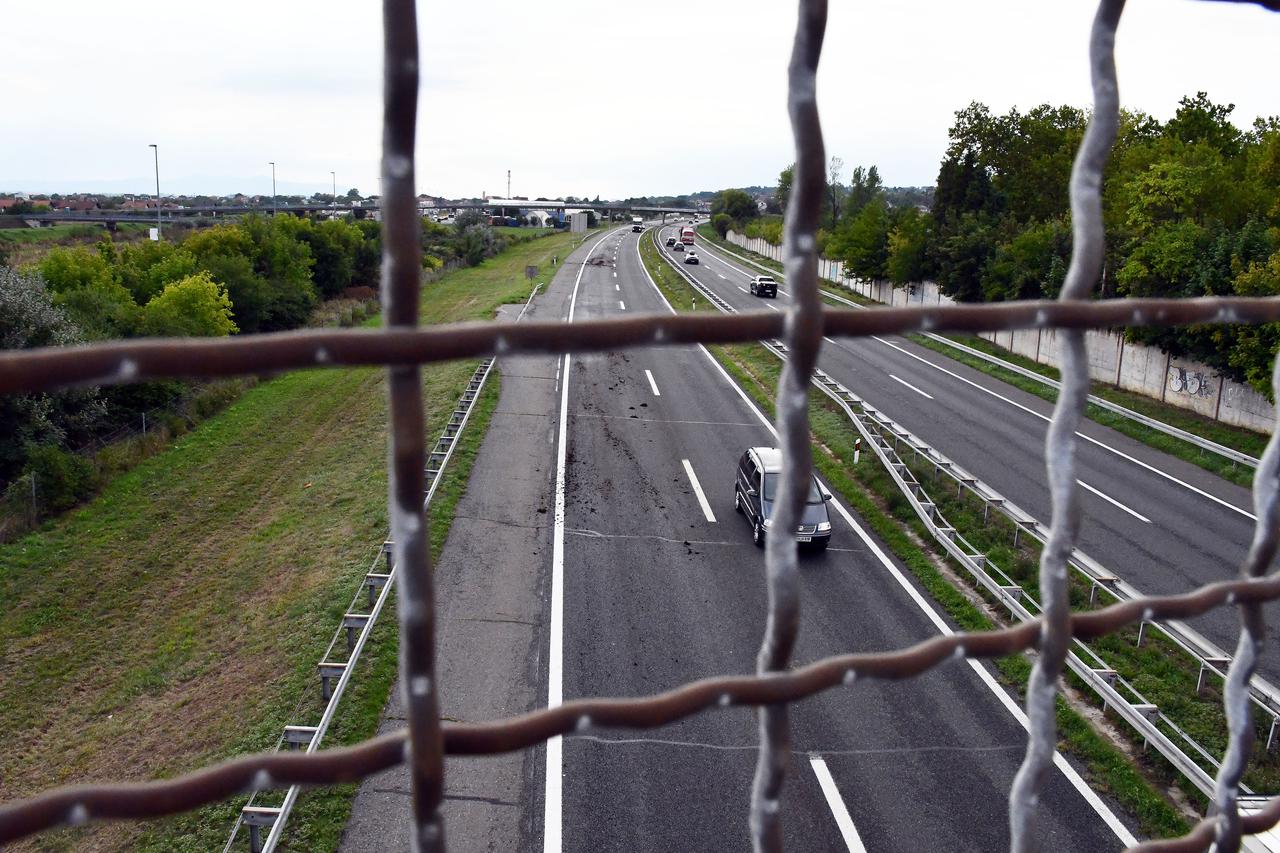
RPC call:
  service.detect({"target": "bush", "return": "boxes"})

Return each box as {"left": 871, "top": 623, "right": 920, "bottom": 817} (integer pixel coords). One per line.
{"left": 23, "top": 444, "right": 95, "bottom": 513}
{"left": 142, "top": 272, "right": 238, "bottom": 337}
{"left": 711, "top": 213, "right": 733, "bottom": 237}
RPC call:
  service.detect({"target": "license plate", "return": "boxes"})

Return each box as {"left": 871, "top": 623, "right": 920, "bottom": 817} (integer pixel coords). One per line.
{"left": 796, "top": 535, "right": 812, "bottom": 542}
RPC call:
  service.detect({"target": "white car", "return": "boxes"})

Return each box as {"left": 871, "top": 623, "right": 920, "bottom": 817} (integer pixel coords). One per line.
{"left": 684, "top": 251, "right": 700, "bottom": 265}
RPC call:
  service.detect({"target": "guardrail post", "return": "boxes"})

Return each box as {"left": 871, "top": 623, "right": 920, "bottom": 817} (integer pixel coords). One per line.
{"left": 1196, "top": 657, "right": 1231, "bottom": 695}
{"left": 365, "top": 572, "right": 390, "bottom": 607}
{"left": 241, "top": 806, "right": 280, "bottom": 853}
{"left": 343, "top": 613, "right": 371, "bottom": 652}
{"left": 318, "top": 661, "right": 348, "bottom": 701}
{"left": 381, "top": 539, "right": 394, "bottom": 572}
{"left": 282, "top": 725, "right": 318, "bottom": 751}
{"left": 1268, "top": 715, "right": 1280, "bottom": 752}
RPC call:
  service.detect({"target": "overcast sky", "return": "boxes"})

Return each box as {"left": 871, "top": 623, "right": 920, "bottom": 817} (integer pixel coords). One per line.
{"left": 4, "top": 1, "right": 1278, "bottom": 200}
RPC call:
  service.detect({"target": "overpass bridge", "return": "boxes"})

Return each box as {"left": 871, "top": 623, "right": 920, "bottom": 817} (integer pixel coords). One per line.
{"left": 15, "top": 199, "right": 701, "bottom": 227}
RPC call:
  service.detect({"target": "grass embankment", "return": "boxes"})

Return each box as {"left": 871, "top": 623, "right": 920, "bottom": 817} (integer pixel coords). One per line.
{"left": 0, "top": 228, "right": 584, "bottom": 852}
{"left": 640, "top": 231, "right": 1190, "bottom": 839}
{"left": 695, "top": 223, "right": 1268, "bottom": 484}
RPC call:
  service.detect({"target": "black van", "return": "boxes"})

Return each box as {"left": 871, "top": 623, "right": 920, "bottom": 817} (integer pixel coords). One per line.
{"left": 733, "top": 447, "right": 832, "bottom": 550}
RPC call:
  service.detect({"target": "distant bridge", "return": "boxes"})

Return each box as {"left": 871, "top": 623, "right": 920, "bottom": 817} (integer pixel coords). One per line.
{"left": 16, "top": 199, "right": 701, "bottom": 227}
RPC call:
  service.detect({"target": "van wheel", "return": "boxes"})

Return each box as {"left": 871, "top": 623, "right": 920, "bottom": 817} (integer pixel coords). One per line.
{"left": 753, "top": 522, "right": 764, "bottom": 548}
{"left": 734, "top": 490, "right": 743, "bottom": 513}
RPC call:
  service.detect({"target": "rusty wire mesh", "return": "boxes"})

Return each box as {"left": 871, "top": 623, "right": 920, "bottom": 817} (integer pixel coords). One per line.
{"left": 3, "top": 0, "right": 1280, "bottom": 851}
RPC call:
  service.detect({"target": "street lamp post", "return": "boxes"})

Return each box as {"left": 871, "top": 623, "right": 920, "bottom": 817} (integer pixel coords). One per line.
{"left": 269, "top": 161, "right": 277, "bottom": 215}
{"left": 331, "top": 171, "right": 336, "bottom": 216}
{"left": 148, "top": 144, "right": 161, "bottom": 239}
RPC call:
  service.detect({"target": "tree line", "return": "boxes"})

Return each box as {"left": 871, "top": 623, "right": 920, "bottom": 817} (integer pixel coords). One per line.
{"left": 0, "top": 210, "right": 525, "bottom": 510}
{"left": 711, "top": 93, "right": 1280, "bottom": 398}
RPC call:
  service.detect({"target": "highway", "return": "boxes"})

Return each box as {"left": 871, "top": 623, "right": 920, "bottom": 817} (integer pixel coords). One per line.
{"left": 342, "top": 226, "right": 1136, "bottom": 851}
{"left": 661, "top": 225, "right": 1275, "bottom": 688}
{"left": 549, "top": 229, "right": 1129, "bottom": 850}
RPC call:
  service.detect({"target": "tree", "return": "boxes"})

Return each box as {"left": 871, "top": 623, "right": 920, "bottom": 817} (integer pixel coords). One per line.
{"left": 711, "top": 213, "right": 733, "bottom": 237}
{"left": 38, "top": 246, "right": 115, "bottom": 294}
{"left": 832, "top": 199, "right": 890, "bottom": 281}
{"left": 0, "top": 268, "right": 105, "bottom": 482}
{"left": 845, "top": 165, "right": 883, "bottom": 220}
{"left": 710, "top": 189, "right": 758, "bottom": 223}
{"left": 345, "top": 188, "right": 362, "bottom": 199}
{"left": 886, "top": 208, "right": 931, "bottom": 286}
{"left": 115, "top": 241, "right": 199, "bottom": 303}
{"left": 142, "top": 272, "right": 238, "bottom": 337}
{"left": 278, "top": 217, "right": 363, "bottom": 299}
{"left": 825, "top": 156, "right": 845, "bottom": 226}
{"left": 454, "top": 209, "right": 487, "bottom": 230}
{"left": 1165, "top": 92, "right": 1242, "bottom": 157}
{"left": 932, "top": 214, "right": 997, "bottom": 302}
{"left": 1227, "top": 251, "right": 1280, "bottom": 397}
{"left": 982, "top": 219, "right": 1071, "bottom": 301}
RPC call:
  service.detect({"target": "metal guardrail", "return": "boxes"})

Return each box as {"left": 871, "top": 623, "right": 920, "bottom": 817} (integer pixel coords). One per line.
{"left": 691, "top": 231, "right": 1280, "bottom": 735}
{"left": 649, "top": 227, "right": 1273, "bottom": 803}
{"left": 226, "top": 282, "right": 545, "bottom": 852}
{"left": 703, "top": 234, "right": 1261, "bottom": 470}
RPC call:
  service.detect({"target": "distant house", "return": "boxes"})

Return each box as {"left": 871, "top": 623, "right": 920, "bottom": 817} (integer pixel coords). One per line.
{"left": 0, "top": 198, "right": 18, "bottom": 210}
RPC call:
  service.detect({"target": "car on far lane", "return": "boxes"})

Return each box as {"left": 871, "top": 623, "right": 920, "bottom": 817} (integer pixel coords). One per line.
{"left": 666, "top": 236, "right": 677, "bottom": 246}
{"left": 734, "top": 447, "right": 832, "bottom": 550}
{"left": 749, "top": 275, "right": 778, "bottom": 297}
{"left": 672, "top": 241, "right": 684, "bottom": 252}
{"left": 684, "top": 251, "right": 699, "bottom": 264}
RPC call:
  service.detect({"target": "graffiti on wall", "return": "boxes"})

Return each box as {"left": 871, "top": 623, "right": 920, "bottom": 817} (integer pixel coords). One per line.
{"left": 1168, "top": 366, "right": 1215, "bottom": 397}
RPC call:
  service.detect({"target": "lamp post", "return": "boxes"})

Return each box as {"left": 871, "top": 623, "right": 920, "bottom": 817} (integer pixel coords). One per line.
{"left": 148, "top": 143, "right": 161, "bottom": 239}
{"left": 331, "top": 171, "right": 336, "bottom": 215}
{"left": 269, "top": 161, "right": 277, "bottom": 215}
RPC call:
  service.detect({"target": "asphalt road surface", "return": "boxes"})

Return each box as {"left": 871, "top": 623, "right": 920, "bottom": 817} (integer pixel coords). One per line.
{"left": 342, "top": 226, "right": 1136, "bottom": 852}
{"left": 664, "top": 224, "right": 1275, "bottom": 687}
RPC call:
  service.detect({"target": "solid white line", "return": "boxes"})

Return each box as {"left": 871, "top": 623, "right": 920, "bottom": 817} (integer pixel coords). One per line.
{"left": 682, "top": 459, "right": 717, "bottom": 522}
{"left": 1078, "top": 480, "right": 1152, "bottom": 524}
{"left": 632, "top": 240, "right": 1135, "bottom": 847}
{"left": 809, "top": 755, "right": 868, "bottom": 853}
{"left": 619, "top": 300, "right": 626, "bottom": 310}
{"left": 545, "top": 227, "right": 615, "bottom": 853}
{"left": 871, "top": 336, "right": 1255, "bottom": 521}
{"left": 889, "top": 374, "right": 934, "bottom": 400}
{"left": 645, "top": 369, "right": 661, "bottom": 397}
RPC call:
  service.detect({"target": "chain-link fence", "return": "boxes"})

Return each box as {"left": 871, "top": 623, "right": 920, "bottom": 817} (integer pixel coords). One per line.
{"left": 3, "top": 1, "right": 1280, "bottom": 851}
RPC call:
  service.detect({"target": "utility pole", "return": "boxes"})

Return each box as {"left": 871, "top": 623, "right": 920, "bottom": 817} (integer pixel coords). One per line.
{"left": 269, "top": 161, "right": 277, "bottom": 215}
{"left": 507, "top": 170, "right": 511, "bottom": 199}
{"left": 148, "top": 143, "right": 161, "bottom": 239}
{"left": 331, "top": 171, "right": 337, "bottom": 215}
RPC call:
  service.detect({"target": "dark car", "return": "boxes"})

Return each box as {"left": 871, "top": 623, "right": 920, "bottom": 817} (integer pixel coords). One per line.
{"left": 749, "top": 276, "right": 778, "bottom": 298}
{"left": 672, "top": 241, "right": 684, "bottom": 252}
{"left": 734, "top": 447, "right": 832, "bottom": 550}
{"left": 666, "top": 236, "right": 677, "bottom": 246}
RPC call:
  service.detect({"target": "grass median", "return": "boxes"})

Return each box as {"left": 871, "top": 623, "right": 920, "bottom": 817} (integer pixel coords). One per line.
{"left": 0, "top": 228, "right": 584, "bottom": 852}
{"left": 641, "top": 228, "right": 1190, "bottom": 840}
